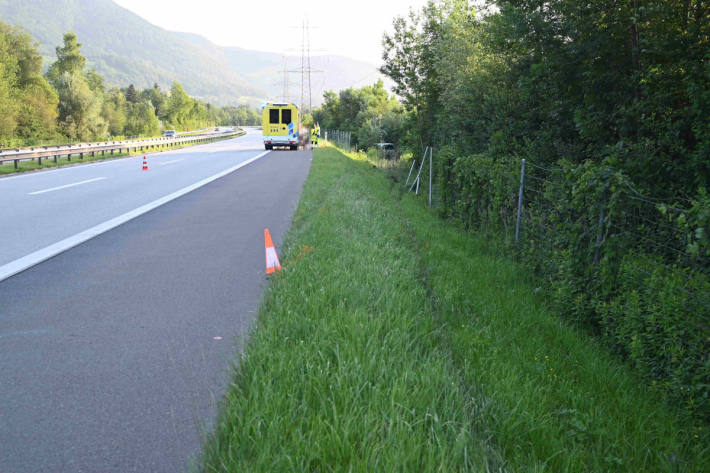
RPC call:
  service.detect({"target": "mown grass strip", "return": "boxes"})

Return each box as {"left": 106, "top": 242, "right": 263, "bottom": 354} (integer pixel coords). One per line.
{"left": 201, "top": 146, "right": 707, "bottom": 472}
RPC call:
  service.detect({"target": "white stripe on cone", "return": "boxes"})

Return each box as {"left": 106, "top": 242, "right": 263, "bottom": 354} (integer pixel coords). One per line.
{"left": 266, "top": 246, "right": 280, "bottom": 271}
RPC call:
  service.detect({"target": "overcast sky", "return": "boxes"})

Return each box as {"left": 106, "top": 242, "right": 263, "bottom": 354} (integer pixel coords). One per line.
{"left": 112, "top": 0, "right": 431, "bottom": 65}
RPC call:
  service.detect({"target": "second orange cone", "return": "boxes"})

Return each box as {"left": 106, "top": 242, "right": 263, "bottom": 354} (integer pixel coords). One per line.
{"left": 142, "top": 156, "right": 149, "bottom": 171}
{"left": 264, "top": 228, "right": 281, "bottom": 274}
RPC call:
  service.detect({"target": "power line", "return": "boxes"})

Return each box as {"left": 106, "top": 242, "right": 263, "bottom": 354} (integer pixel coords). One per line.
{"left": 291, "top": 18, "right": 323, "bottom": 113}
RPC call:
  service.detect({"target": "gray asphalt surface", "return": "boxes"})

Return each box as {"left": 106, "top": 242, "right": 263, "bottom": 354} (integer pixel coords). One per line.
{"left": 0, "top": 142, "right": 312, "bottom": 472}
{"left": 0, "top": 129, "right": 268, "bottom": 269}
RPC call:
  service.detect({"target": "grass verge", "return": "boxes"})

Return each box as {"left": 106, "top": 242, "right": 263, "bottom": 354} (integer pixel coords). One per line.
{"left": 0, "top": 132, "right": 244, "bottom": 175}
{"left": 201, "top": 146, "right": 707, "bottom": 472}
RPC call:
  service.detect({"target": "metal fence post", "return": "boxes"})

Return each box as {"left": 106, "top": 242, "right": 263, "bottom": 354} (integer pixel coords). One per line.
{"left": 515, "top": 158, "right": 526, "bottom": 245}
{"left": 405, "top": 159, "right": 416, "bottom": 186}
{"left": 410, "top": 146, "right": 429, "bottom": 193}
{"left": 428, "top": 147, "right": 433, "bottom": 207}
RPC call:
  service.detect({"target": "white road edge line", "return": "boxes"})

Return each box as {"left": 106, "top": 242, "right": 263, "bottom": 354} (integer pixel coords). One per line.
{"left": 28, "top": 177, "right": 107, "bottom": 195}
{"left": 0, "top": 132, "right": 249, "bottom": 182}
{"left": 0, "top": 151, "right": 270, "bottom": 283}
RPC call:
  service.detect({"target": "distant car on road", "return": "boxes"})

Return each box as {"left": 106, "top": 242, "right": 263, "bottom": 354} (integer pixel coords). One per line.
{"left": 375, "top": 142, "right": 397, "bottom": 159}
{"left": 162, "top": 130, "right": 177, "bottom": 138}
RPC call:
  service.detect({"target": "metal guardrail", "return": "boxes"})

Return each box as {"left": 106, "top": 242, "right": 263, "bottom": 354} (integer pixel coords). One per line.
{"left": 0, "top": 130, "right": 242, "bottom": 169}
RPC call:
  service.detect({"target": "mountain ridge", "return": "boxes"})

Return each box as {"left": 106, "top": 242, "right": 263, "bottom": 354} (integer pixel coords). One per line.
{"left": 0, "top": 0, "right": 386, "bottom": 107}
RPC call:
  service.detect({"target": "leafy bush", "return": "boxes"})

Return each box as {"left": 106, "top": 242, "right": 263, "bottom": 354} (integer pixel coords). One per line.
{"left": 435, "top": 150, "right": 710, "bottom": 422}
{"left": 598, "top": 253, "right": 710, "bottom": 419}
{"left": 437, "top": 146, "right": 519, "bottom": 233}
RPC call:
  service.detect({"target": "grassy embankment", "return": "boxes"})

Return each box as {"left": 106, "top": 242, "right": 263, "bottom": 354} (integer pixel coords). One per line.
{"left": 0, "top": 131, "right": 244, "bottom": 175}
{"left": 201, "top": 146, "right": 707, "bottom": 472}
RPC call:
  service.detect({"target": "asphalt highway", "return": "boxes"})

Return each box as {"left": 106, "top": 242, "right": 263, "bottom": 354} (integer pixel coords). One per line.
{"left": 0, "top": 129, "right": 272, "bottom": 275}
{"left": 0, "top": 130, "right": 313, "bottom": 472}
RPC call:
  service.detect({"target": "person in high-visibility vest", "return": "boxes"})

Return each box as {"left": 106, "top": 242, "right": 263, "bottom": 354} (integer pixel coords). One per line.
{"left": 311, "top": 127, "right": 319, "bottom": 147}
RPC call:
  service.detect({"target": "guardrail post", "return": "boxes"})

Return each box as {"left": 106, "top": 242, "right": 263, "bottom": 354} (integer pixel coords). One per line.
{"left": 14, "top": 159, "right": 18, "bottom": 169}
{"left": 38, "top": 156, "right": 42, "bottom": 166}
{"left": 54, "top": 155, "right": 58, "bottom": 163}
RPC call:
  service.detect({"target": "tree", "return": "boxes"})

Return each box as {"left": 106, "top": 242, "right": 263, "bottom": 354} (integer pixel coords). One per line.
{"left": 0, "top": 29, "right": 19, "bottom": 139}
{"left": 381, "top": 3, "right": 445, "bottom": 150}
{"left": 16, "top": 78, "right": 59, "bottom": 139}
{"left": 125, "top": 84, "right": 138, "bottom": 104}
{"left": 85, "top": 69, "right": 105, "bottom": 95}
{"left": 101, "top": 87, "right": 127, "bottom": 136}
{"left": 0, "top": 23, "right": 42, "bottom": 87}
{"left": 142, "top": 83, "right": 166, "bottom": 120}
{"left": 125, "top": 101, "right": 160, "bottom": 136}
{"left": 0, "top": 21, "right": 59, "bottom": 143}
{"left": 165, "top": 81, "right": 194, "bottom": 128}
{"left": 56, "top": 71, "right": 106, "bottom": 140}
{"left": 46, "top": 32, "right": 86, "bottom": 86}
{"left": 312, "top": 81, "right": 407, "bottom": 150}
{"left": 45, "top": 31, "right": 108, "bottom": 141}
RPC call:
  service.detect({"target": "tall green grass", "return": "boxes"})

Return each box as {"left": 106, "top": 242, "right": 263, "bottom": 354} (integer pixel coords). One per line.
{"left": 200, "top": 146, "right": 707, "bottom": 472}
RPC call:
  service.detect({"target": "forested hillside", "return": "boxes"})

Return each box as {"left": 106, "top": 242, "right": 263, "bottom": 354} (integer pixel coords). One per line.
{"left": 0, "top": 25, "right": 260, "bottom": 147}
{"left": 378, "top": 0, "right": 709, "bottom": 422}
{"left": 0, "top": 0, "right": 387, "bottom": 107}
{"left": 0, "top": 0, "right": 264, "bottom": 105}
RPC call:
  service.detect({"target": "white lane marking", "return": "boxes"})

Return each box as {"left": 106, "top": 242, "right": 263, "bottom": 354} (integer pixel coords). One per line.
{"left": 0, "top": 329, "right": 56, "bottom": 339}
{"left": 158, "top": 158, "right": 185, "bottom": 166}
{"left": 28, "top": 177, "right": 106, "bottom": 195}
{"left": 0, "top": 132, "right": 254, "bottom": 182}
{"left": 0, "top": 151, "right": 270, "bottom": 283}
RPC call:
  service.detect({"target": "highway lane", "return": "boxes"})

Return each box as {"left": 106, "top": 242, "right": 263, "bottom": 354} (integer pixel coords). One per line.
{"left": 0, "top": 129, "right": 266, "bottom": 273}
{"left": 0, "top": 136, "right": 312, "bottom": 472}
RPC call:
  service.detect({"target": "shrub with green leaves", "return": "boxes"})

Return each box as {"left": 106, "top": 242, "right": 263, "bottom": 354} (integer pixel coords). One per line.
{"left": 435, "top": 150, "right": 710, "bottom": 422}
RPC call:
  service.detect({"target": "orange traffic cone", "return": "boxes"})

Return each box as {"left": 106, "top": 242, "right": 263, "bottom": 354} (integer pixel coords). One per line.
{"left": 264, "top": 228, "right": 281, "bottom": 274}
{"left": 142, "top": 156, "right": 149, "bottom": 171}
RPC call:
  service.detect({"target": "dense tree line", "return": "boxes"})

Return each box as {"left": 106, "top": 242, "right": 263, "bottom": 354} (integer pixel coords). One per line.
{"left": 313, "top": 80, "right": 408, "bottom": 150}
{"left": 381, "top": 0, "right": 709, "bottom": 421}
{"left": 0, "top": 26, "right": 261, "bottom": 147}
{"left": 382, "top": 0, "right": 709, "bottom": 198}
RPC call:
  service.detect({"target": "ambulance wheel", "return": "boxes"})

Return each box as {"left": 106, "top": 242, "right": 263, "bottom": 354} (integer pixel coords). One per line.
{"left": 290, "top": 145, "right": 297, "bottom": 150}
{"left": 265, "top": 144, "right": 272, "bottom": 150}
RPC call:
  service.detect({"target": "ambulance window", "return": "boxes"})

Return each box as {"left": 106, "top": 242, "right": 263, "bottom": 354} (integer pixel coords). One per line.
{"left": 281, "top": 109, "right": 292, "bottom": 124}
{"left": 269, "top": 109, "right": 280, "bottom": 124}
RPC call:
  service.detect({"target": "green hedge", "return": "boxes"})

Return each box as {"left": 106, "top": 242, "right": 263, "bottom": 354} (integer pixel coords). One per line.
{"left": 436, "top": 146, "right": 710, "bottom": 422}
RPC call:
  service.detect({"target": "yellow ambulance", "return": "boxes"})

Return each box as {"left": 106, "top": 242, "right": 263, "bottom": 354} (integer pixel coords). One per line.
{"left": 261, "top": 102, "right": 299, "bottom": 150}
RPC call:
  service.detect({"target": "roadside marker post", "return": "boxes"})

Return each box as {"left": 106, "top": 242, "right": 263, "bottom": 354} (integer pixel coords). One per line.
{"left": 264, "top": 228, "right": 282, "bottom": 274}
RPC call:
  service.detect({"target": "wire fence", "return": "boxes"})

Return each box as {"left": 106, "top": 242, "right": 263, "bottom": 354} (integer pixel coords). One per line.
{"left": 412, "top": 151, "right": 709, "bottom": 420}
{"left": 325, "top": 130, "right": 352, "bottom": 152}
